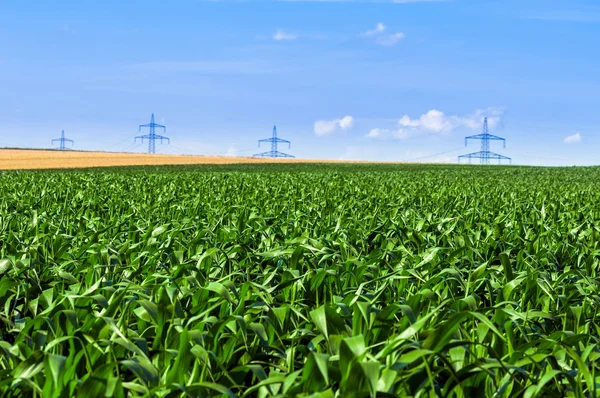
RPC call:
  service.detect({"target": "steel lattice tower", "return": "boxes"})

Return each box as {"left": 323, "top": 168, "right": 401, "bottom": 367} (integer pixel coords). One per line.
{"left": 253, "top": 125, "right": 294, "bottom": 158}
{"left": 135, "top": 114, "right": 169, "bottom": 154}
{"left": 458, "top": 117, "right": 511, "bottom": 164}
{"left": 52, "top": 130, "right": 74, "bottom": 150}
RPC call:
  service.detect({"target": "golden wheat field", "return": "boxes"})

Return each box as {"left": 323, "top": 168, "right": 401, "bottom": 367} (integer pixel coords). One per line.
{"left": 0, "top": 149, "right": 354, "bottom": 170}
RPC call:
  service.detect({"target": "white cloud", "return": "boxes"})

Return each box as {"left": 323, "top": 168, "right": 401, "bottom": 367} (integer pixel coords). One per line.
{"left": 273, "top": 30, "right": 298, "bottom": 41}
{"left": 365, "top": 127, "right": 410, "bottom": 139}
{"left": 399, "top": 109, "right": 455, "bottom": 133}
{"left": 564, "top": 133, "right": 581, "bottom": 144}
{"left": 339, "top": 115, "right": 354, "bottom": 129}
{"left": 366, "top": 128, "right": 383, "bottom": 138}
{"left": 314, "top": 115, "right": 354, "bottom": 136}
{"left": 398, "top": 115, "right": 419, "bottom": 127}
{"left": 314, "top": 120, "right": 339, "bottom": 135}
{"left": 367, "top": 107, "right": 504, "bottom": 140}
{"left": 362, "top": 22, "right": 405, "bottom": 46}
{"left": 463, "top": 107, "right": 504, "bottom": 129}
{"left": 376, "top": 32, "right": 406, "bottom": 46}
{"left": 363, "top": 23, "right": 386, "bottom": 37}
{"left": 393, "top": 129, "right": 410, "bottom": 139}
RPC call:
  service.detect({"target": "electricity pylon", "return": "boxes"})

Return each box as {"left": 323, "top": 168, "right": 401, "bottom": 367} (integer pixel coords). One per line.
{"left": 253, "top": 125, "right": 294, "bottom": 158}
{"left": 135, "top": 114, "right": 169, "bottom": 154}
{"left": 52, "top": 130, "right": 74, "bottom": 150}
{"left": 458, "top": 117, "right": 511, "bottom": 164}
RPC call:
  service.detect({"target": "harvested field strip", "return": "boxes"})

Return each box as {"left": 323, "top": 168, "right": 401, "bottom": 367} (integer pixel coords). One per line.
{"left": 0, "top": 149, "right": 305, "bottom": 170}
{"left": 0, "top": 149, "right": 392, "bottom": 170}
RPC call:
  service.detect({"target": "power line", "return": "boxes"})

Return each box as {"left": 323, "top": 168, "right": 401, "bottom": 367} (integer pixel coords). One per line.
{"left": 119, "top": 141, "right": 143, "bottom": 153}
{"left": 104, "top": 134, "right": 141, "bottom": 151}
{"left": 406, "top": 147, "right": 465, "bottom": 162}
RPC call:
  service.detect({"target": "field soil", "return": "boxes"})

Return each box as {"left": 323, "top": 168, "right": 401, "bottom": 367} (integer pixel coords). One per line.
{"left": 0, "top": 149, "right": 335, "bottom": 170}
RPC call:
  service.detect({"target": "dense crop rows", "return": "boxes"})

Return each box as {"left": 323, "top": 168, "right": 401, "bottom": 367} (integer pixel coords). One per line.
{"left": 2, "top": 164, "right": 600, "bottom": 397}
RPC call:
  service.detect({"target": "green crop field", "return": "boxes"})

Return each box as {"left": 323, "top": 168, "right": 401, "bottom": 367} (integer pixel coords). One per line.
{"left": 1, "top": 164, "right": 600, "bottom": 397}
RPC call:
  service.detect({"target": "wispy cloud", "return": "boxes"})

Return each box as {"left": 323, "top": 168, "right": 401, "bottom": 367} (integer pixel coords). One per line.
{"left": 366, "top": 128, "right": 387, "bottom": 138}
{"left": 376, "top": 32, "right": 406, "bottom": 46}
{"left": 362, "top": 22, "right": 405, "bottom": 46}
{"left": 564, "top": 132, "right": 582, "bottom": 143}
{"left": 314, "top": 115, "right": 354, "bottom": 136}
{"left": 363, "top": 23, "right": 386, "bottom": 37}
{"left": 273, "top": 30, "right": 298, "bottom": 41}
{"left": 366, "top": 107, "right": 504, "bottom": 140}
{"left": 271, "top": 29, "right": 327, "bottom": 41}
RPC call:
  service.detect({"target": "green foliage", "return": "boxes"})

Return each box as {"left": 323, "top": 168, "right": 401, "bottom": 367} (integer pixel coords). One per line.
{"left": 1, "top": 164, "right": 600, "bottom": 397}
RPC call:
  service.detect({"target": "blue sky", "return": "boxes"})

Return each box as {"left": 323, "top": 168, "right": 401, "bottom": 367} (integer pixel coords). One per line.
{"left": 1, "top": 0, "right": 599, "bottom": 165}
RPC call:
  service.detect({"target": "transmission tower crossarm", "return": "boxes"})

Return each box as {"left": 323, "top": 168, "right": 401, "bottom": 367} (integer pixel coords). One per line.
{"left": 469, "top": 132, "right": 504, "bottom": 139}
{"left": 258, "top": 137, "right": 290, "bottom": 143}
{"left": 465, "top": 133, "right": 504, "bottom": 140}
{"left": 52, "top": 139, "right": 74, "bottom": 146}
{"left": 459, "top": 150, "right": 510, "bottom": 159}
{"left": 459, "top": 151, "right": 512, "bottom": 164}
{"left": 135, "top": 133, "right": 169, "bottom": 141}
{"left": 258, "top": 138, "right": 291, "bottom": 149}
{"left": 254, "top": 150, "right": 295, "bottom": 158}
{"left": 139, "top": 123, "right": 166, "bottom": 131}
{"left": 52, "top": 130, "right": 74, "bottom": 150}
{"left": 465, "top": 133, "right": 505, "bottom": 141}
{"left": 139, "top": 113, "right": 166, "bottom": 129}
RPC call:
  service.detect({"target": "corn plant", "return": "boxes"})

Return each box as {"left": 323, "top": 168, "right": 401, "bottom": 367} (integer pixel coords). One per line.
{"left": 1, "top": 164, "right": 600, "bottom": 397}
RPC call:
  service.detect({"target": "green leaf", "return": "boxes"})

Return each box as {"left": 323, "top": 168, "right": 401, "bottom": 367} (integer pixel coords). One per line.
{"left": 310, "top": 306, "right": 328, "bottom": 340}
{"left": 500, "top": 252, "right": 514, "bottom": 282}
{"left": 121, "top": 357, "right": 158, "bottom": 387}
{"left": 151, "top": 225, "right": 169, "bottom": 237}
